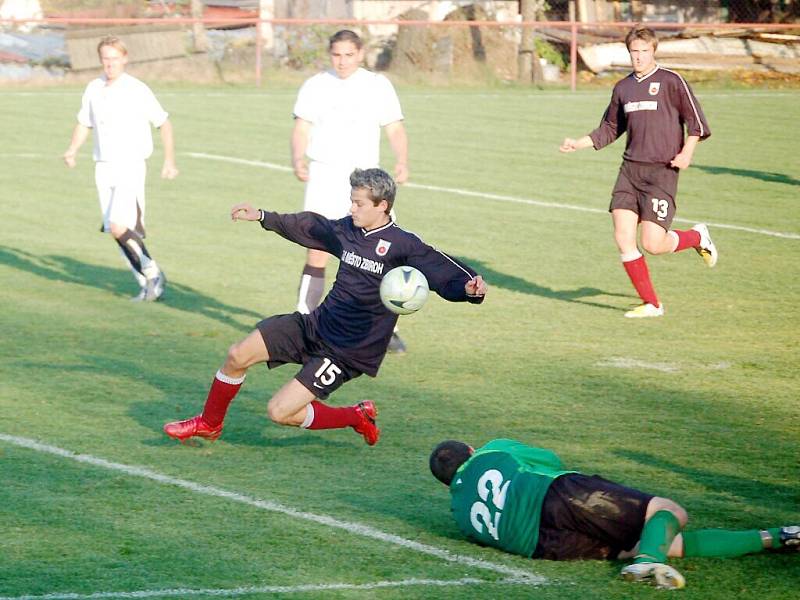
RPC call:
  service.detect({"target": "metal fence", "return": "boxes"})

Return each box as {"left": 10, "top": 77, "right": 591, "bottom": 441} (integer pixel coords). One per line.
{"left": 1, "top": 14, "right": 799, "bottom": 89}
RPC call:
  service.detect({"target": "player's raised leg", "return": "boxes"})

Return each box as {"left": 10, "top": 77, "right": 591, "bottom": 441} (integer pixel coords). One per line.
{"left": 164, "top": 329, "right": 267, "bottom": 442}
{"left": 270, "top": 376, "right": 380, "bottom": 446}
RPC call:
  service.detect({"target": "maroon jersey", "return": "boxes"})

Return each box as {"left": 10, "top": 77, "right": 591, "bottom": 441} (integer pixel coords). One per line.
{"left": 589, "top": 66, "right": 710, "bottom": 165}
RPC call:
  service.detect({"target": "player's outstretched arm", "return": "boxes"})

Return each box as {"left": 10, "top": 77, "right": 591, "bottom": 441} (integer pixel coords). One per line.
{"left": 559, "top": 135, "right": 593, "bottom": 153}
{"left": 465, "top": 275, "right": 487, "bottom": 298}
{"left": 230, "top": 203, "right": 262, "bottom": 222}
{"left": 63, "top": 124, "right": 90, "bottom": 168}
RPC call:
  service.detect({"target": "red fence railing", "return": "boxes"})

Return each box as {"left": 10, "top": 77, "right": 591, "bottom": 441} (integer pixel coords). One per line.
{"left": 2, "top": 17, "right": 798, "bottom": 89}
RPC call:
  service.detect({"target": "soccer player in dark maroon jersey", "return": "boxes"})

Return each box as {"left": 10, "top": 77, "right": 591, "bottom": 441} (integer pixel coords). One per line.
{"left": 164, "top": 168, "right": 487, "bottom": 446}
{"left": 560, "top": 25, "right": 718, "bottom": 318}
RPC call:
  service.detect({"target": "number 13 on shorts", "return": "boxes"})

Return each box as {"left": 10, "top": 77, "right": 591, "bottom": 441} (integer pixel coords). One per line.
{"left": 651, "top": 197, "right": 669, "bottom": 220}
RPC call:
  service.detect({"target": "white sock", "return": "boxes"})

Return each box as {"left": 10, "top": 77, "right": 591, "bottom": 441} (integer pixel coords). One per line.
{"left": 300, "top": 403, "right": 314, "bottom": 429}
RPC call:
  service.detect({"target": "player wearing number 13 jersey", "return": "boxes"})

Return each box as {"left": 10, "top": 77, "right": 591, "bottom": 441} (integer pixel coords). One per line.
{"left": 164, "top": 168, "right": 486, "bottom": 447}
{"left": 560, "top": 26, "right": 717, "bottom": 319}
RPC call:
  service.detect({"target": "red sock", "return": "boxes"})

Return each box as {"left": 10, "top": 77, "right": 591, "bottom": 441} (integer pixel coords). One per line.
{"left": 304, "top": 401, "right": 359, "bottom": 430}
{"left": 672, "top": 229, "right": 701, "bottom": 252}
{"left": 201, "top": 371, "right": 244, "bottom": 427}
{"left": 623, "top": 255, "right": 660, "bottom": 307}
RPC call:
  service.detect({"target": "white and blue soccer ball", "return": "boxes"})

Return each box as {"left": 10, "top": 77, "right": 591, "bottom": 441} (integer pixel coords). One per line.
{"left": 380, "top": 266, "right": 429, "bottom": 315}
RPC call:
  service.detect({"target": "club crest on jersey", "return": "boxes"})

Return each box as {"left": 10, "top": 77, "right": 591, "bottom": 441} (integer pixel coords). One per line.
{"left": 649, "top": 82, "right": 661, "bottom": 96}
{"left": 375, "top": 239, "right": 392, "bottom": 256}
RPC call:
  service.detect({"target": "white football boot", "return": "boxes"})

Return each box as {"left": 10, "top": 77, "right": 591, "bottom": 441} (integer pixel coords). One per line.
{"left": 624, "top": 303, "right": 665, "bottom": 318}
{"left": 621, "top": 562, "right": 686, "bottom": 590}
{"left": 691, "top": 223, "right": 718, "bottom": 268}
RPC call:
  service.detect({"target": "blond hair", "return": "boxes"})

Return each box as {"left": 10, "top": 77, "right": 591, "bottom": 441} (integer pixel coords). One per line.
{"left": 97, "top": 35, "right": 128, "bottom": 57}
{"left": 625, "top": 25, "right": 658, "bottom": 51}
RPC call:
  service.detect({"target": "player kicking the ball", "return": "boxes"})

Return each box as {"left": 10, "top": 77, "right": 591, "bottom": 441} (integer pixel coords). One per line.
{"left": 164, "top": 168, "right": 486, "bottom": 446}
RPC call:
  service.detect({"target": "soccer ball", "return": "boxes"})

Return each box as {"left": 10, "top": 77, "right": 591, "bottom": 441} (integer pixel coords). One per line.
{"left": 380, "top": 266, "right": 429, "bottom": 315}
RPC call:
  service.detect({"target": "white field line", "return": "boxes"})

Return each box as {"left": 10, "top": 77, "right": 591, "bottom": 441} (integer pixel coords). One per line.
{"left": 0, "top": 433, "right": 543, "bottom": 586}
{"left": 596, "top": 357, "right": 680, "bottom": 373}
{"left": 596, "top": 357, "right": 733, "bottom": 373}
{"left": 0, "top": 576, "right": 534, "bottom": 600}
{"left": 187, "top": 151, "right": 800, "bottom": 240}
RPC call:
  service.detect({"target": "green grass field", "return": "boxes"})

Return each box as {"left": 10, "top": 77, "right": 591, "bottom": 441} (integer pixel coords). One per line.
{"left": 1, "top": 83, "right": 798, "bottom": 600}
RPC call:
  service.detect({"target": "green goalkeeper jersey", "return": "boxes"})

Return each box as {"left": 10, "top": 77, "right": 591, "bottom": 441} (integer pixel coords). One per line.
{"left": 449, "top": 439, "right": 575, "bottom": 557}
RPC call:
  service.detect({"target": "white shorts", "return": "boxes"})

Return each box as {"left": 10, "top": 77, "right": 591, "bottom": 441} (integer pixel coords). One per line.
{"left": 95, "top": 160, "right": 147, "bottom": 236}
{"left": 303, "top": 161, "right": 363, "bottom": 220}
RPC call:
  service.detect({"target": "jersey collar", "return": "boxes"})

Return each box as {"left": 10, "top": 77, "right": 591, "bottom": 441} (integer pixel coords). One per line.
{"left": 361, "top": 219, "right": 394, "bottom": 237}
{"left": 634, "top": 64, "right": 659, "bottom": 83}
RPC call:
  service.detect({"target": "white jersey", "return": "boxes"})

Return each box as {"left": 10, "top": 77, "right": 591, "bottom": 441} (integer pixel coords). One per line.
{"left": 293, "top": 67, "right": 403, "bottom": 168}
{"left": 77, "top": 72, "right": 168, "bottom": 162}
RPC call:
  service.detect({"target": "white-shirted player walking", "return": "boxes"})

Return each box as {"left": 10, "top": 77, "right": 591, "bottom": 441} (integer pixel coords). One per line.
{"left": 63, "top": 35, "right": 178, "bottom": 301}
{"left": 291, "top": 29, "right": 409, "bottom": 352}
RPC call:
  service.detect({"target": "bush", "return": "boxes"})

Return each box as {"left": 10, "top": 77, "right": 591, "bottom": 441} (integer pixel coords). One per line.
{"left": 535, "top": 38, "right": 566, "bottom": 70}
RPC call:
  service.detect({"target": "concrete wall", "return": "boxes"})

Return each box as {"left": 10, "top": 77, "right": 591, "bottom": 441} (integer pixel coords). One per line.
{"left": 66, "top": 26, "right": 187, "bottom": 71}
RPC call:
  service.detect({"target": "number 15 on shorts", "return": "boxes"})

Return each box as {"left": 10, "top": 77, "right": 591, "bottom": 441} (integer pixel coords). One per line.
{"left": 314, "top": 357, "right": 342, "bottom": 387}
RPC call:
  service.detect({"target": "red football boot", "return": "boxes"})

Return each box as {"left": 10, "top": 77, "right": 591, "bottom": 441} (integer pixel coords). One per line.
{"left": 352, "top": 401, "right": 380, "bottom": 446}
{"left": 163, "top": 415, "right": 223, "bottom": 442}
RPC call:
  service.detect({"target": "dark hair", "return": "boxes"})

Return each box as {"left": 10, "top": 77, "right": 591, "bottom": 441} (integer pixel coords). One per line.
{"left": 329, "top": 29, "right": 363, "bottom": 50}
{"left": 349, "top": 168, "right": 396, "bottom": 214}
{"left": 625, "top": 25, "right": 658, "bottom": 51}
{"left": 429, "top": 440, "right": 473, "bottom": 486}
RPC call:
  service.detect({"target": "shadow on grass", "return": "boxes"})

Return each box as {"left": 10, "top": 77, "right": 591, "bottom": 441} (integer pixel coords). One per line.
{"left": 0, "top": 245, "right": 263, "bottom": 332}
{"left": 694, "top": 164, "right": 800, "bottom": 187}
{"left": 28, "top": 355, "right": 351, "bottom": 450}
{"left": 614, "top": 450, "right": 799, "bottom": 512}
{"left": 456, "top": 256, "right": 635, "bottom": 311}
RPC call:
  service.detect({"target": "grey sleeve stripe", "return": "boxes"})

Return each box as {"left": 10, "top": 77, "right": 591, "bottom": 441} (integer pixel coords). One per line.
{"left": 439, "top": 250, "right": 474, "bottom": 279}
{"left": 665, "top": 68, "right": 705, "bottom": 137}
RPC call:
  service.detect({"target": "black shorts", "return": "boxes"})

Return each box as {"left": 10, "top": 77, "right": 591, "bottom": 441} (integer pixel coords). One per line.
{"left": 256, "top": 313, "right": 362, "bottom": 400}
{"left": 532, "top": 473, "right": 653, "bottom": 561}
{"left": 609, "top": 161, "right": 680, "bottom": 230}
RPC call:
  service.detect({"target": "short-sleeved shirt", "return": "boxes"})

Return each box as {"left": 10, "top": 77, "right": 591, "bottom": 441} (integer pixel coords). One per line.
{"left": 77, "top": 72, "right": 169, "bottom": 162}
{"left": 449, "top": 439, "right": 575, "bottom": 557}
{"left": 292, "top": 68, "right": 403, "bottom": 168}
{"left": 589, "top": 65, "right": 710, "bottom": 165}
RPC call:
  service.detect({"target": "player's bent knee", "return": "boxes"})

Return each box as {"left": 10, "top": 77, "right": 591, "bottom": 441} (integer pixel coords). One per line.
{"left": 641, "top": 239, "right": 665, "bottom": 255}
{"left": 108, "top": 223, "right": 126, "bottom": 238}
{"left": 649, "top": 496, "right": 689, "bottom": 526}
{"left": 266, "top": 400, "right": 291, "bottom": 425}
{"left": 226, "top": 342, "right": 252, "bottom": 371}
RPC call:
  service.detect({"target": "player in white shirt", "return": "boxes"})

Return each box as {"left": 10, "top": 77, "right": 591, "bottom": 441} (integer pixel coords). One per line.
{"left": 291, "top": 30, "right": 409, "bottom": 352}
{"left": 63, "top": 35, "right": 178, "bottom": 302}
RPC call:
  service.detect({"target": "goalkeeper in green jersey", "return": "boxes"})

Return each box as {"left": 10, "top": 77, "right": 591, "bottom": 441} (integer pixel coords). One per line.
{"left": 430, "top": 439, "right": 798, "bottom": 590}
